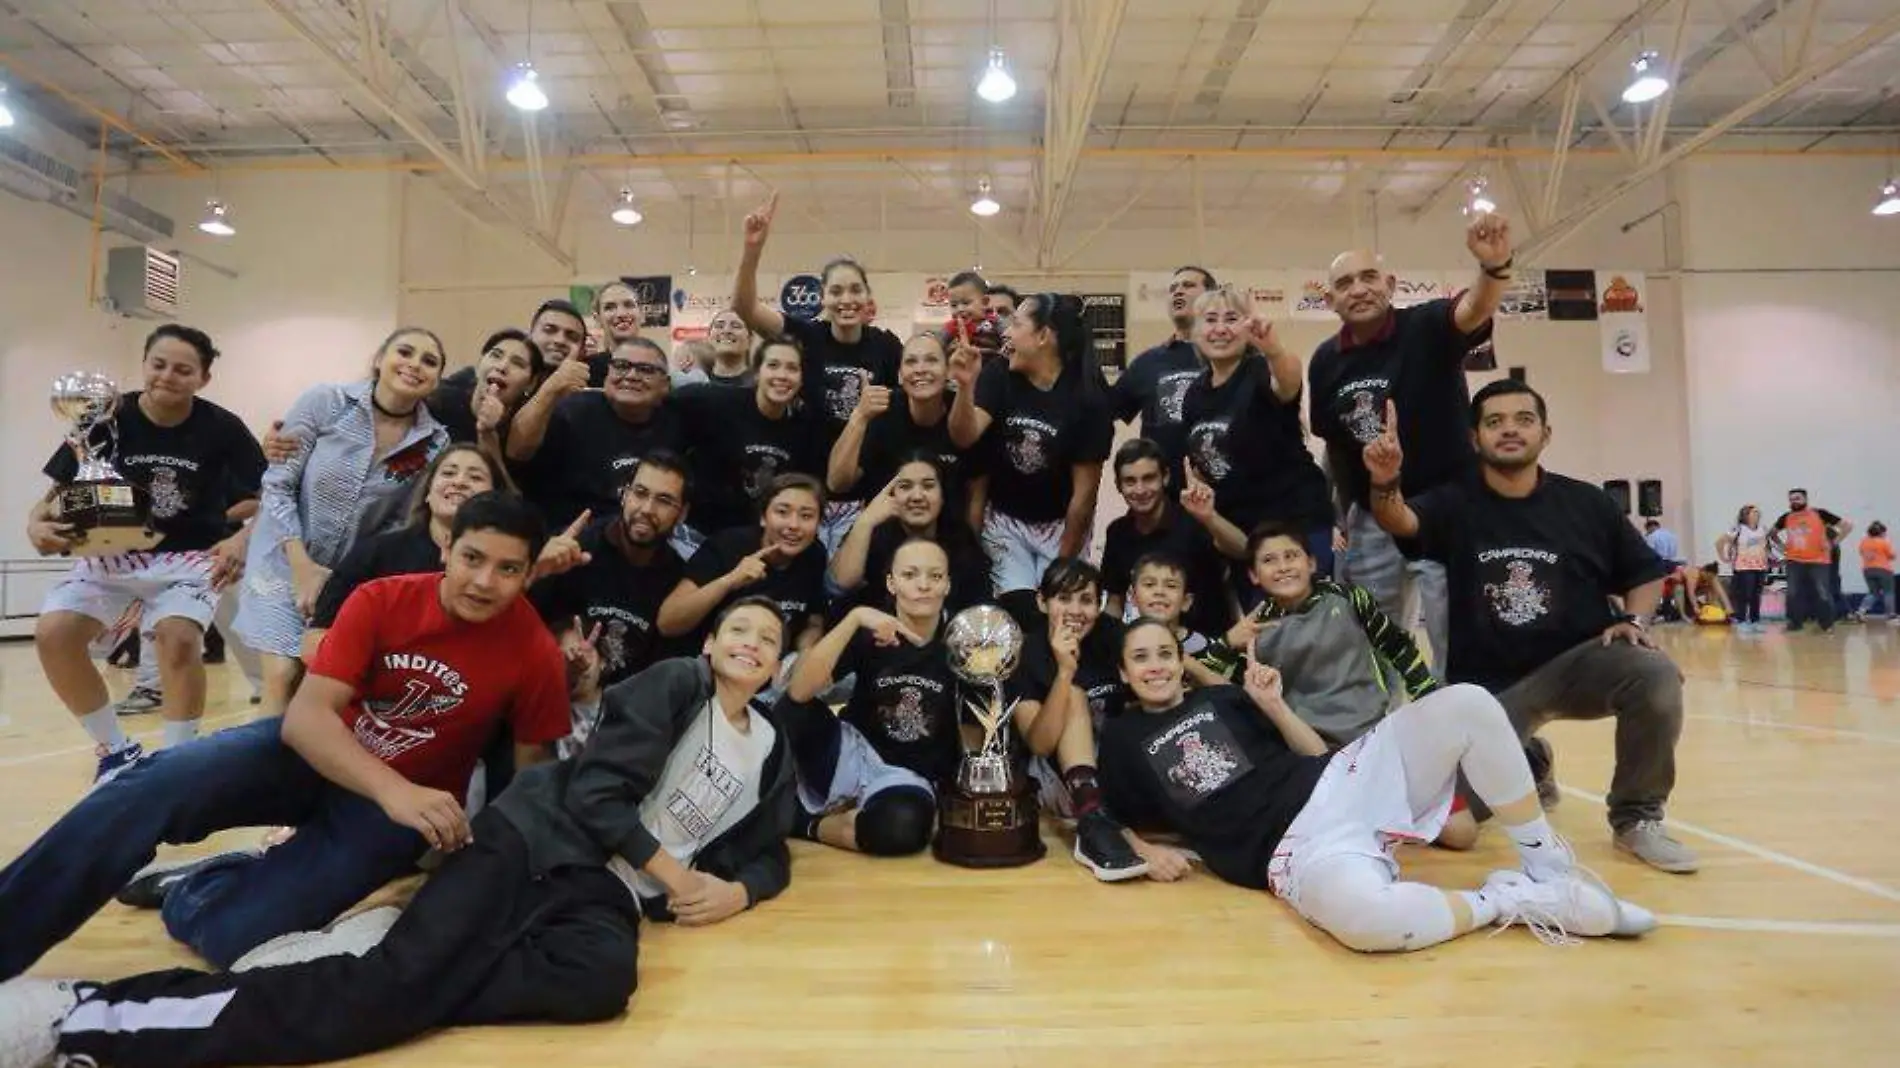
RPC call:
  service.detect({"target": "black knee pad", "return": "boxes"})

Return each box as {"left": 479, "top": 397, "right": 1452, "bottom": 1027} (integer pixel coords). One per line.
{"left": 855, "top": 787, "right": 936, "bottom": 856}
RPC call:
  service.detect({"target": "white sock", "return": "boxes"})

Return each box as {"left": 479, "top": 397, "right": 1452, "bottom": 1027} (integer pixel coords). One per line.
{"left": 80, "top": 705, "right": 128, "bottom": 750}
{"left": 1459, "top": 889, "right": 1502, "bottom": 927}
{"left": 162, "top": 718, "right": 200, "bottom": 748}
{"left": 1504, "top": 814, "right": 1570, "bottom": 881}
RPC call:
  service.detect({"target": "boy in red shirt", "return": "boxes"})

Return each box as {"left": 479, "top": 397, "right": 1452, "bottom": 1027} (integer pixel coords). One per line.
{"left": 0, "top": 491, "right": 569, "bottom": 980}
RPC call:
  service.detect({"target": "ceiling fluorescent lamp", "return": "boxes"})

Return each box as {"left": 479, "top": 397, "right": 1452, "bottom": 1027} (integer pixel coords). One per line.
{"left": 1874, "top": 179, "right": 1900, "bottom": 217}
{"left": 610, "top": 188, "right": 643, "bottom": 226}
{"left": 197, "top": 200, "right": 235, "bottom": 237}
{"left": 976, "top": 48, "right": 1017, "bottom": 103}
{"left": 0, "top": 83, "right": 14, "bottom": 128}
{"left": 1622, "top": 51, "right": 1669, "bottom": 104}
{"left": 970, "top": 176, "right": 1001, "bottom": 217}
{"left": 1462, "top": 176, "right": 1497, "bottom": 216}
{"left": 506, "top": 62, "right": 549, "bottom": 111}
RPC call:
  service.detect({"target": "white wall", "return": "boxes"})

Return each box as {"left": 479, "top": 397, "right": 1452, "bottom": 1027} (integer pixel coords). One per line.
{"left": 1679, "top": 159, "right": 1900, "bottom": 591}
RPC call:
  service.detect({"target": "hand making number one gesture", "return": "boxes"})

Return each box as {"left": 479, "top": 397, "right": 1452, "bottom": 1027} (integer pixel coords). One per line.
{"left": 1362, "top": 398, "right": 1404, "bottom": 487}
{"left": 743, "top": 191, "right": 778, "bottom": 251}
{"left": 1180, "top": 460, "right": 1218, "bottom": 524}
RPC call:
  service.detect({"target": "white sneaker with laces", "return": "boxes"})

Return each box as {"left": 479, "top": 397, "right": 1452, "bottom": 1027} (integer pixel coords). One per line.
{"left": 1483, "top": 869, "right": 1656, "bottom": 945}
{"left": 0, "top": 977, "right": 80, "bottom": 1068}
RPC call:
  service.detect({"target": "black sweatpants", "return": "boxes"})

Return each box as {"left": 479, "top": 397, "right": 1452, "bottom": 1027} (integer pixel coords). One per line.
{"left": 59, "top": 812, "right": 640, "bottom": 1068}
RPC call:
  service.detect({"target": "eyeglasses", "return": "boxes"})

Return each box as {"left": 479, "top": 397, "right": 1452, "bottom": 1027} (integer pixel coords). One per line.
{"left": 608, "top": 359, "right": 666, "bottom": 379}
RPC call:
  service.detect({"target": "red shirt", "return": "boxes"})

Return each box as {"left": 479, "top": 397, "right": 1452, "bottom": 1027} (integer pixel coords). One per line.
{"left": 309, "top": 573, "right": 569, "bottom": 799}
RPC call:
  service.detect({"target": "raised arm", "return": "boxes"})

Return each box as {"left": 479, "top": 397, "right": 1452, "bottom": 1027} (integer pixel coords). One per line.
{"left": 947, "top": 354, "right": 992, "bottom": 448}
{"left": 505, "top": 361, "right": 590, "bottom": 463}
{"left": 1179, "top": 462, "right": 1249, "bottom": 560}
{"left": 1454, "top": 212, "right": 1512, "bottom": 335}
{"left": 827, "top": 391, "right": 887, "bottom": 494}
{"left": 1241, "top": 654, "right": 1328, "bottom": 757}
{"left": 827, "top": 481, "right": 895, "bottom": 593}
{"left": 1363, "top": 400, "right": 1419, "bottom": 539}
{"left": 1248, "top": 319, "right": 1303, "bottom": 405}
{"left": 732, "top": 193, "right": 788, "bottom": 338}
{"left": 1059, "top": 462, "right": 1103, "bottom": 558}
{"left": 657, "top": 550, "right": 770, "bottom": 637}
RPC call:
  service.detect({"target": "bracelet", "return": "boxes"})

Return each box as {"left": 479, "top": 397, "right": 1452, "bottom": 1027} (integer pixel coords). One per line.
{"left": 1482, "top": 257, "right": 1514, "bottom": 280}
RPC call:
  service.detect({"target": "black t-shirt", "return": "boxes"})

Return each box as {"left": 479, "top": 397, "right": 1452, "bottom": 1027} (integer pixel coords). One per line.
{"left": 834, "top": 629, "right": 966, "bottom": 786}
{"left": 973, "top": 361, "right": 1114, "bottom": 524}
{"left": 425, "top": 370, "right": 479, "bottom": 444}
{"left": 782, "top": 316, "right": 901, "bottom": 453}
{"left": 1098, "top": 685, "right": 1329, "bottom": 890}
{"left": 1181, "top": 357, "right": 1332, "bottom": 530}
{"left": 43, "top": 393, "right": 266, "bottom": 554}
{"left": 1308, "top": 298, "right": 1490, "bottom": 509}
{"left": 707, "top": 366, "right": 756, "bottom": 389}
{"left": 671, "top": 384, "right": 825, "bottom": 534}
{"left": 310, "top": 523, "right": 442, "bottom": 629}
{"left": 1100, "top": 505, "right": 1234, "bottom": 636}
{"left": 531, "top": 518, "right": 685, "bottom": 687}
{"left": 858, "top": 402, "right": 976, "bottom": 504}
{"left": 1111, "top": 338, "right": 1201, "bottom": 466}
{"left": 846, "top": 519, "right": 994, "bottom": 619}
{"left": 524, "top": 392, "right": 684, "bottom": 528}
{"left": 1008, "top": 619, "right": 1128, "bottom": 731}
{"left": 683, "top": 526, "right": 829, "bottom": 640}
{"left": 1410, "top": 471, "right": 1670, "bottom": 692}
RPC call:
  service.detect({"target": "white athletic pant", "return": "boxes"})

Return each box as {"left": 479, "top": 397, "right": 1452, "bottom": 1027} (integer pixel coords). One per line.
{"left": 1273, "top": 684, "right": 1538, "bottom": 953}
{"left": 132, "top": 591, "right": 263, "bottom": 697}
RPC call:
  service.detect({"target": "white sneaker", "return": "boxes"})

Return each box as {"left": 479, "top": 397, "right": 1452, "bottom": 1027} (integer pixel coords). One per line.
{"left": 1483, "top": 869, "right": 1656, "bottom": 945}
{"left": 0, "top": 977, "right": 80, "bottom": 1068}
{"left": 231, "top": 906, "right": 401, "bottom": 972}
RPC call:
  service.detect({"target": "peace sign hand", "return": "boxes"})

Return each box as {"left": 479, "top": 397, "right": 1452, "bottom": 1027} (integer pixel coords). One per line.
{"left": 1245, "top": 316, "right": 1284, "bottom": 357}
{"left": 563, "top": 617, "right": 605, "bottom": 696}
{"left": 1362, "top": 399, "right": 1404, "bottom": 485}
{"left": 743, "top": 191, "right": 778, "bottom": 250}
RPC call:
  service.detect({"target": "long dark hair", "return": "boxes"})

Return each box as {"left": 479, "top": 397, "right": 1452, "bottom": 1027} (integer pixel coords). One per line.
{"left": 405, "top": 443, "right": 508, "bottom": 527}
{"left": 889, "top": 449, "right": 981, "bottom": 558}
{"left": 1023, "top": 292, "right": 1103, "bottom": 395}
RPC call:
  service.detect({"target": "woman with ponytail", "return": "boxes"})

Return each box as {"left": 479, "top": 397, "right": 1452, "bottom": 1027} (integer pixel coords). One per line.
{"left": 949, "top": 292, "right": 1112, "bottom": 613}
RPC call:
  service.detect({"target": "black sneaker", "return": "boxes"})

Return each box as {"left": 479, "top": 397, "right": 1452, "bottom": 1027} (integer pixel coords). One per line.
{"left": 1525, "top": 736, "right": 1561, "bottom": 810}
{"left": 116, "top": 850, "right": 260, "bottom": 909}
{"left": 1072, "top": 811, "right": 1149, "bottom": 882}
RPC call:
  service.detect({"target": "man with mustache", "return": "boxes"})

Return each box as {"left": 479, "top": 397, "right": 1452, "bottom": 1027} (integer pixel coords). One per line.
{"left": 1365, "top": 380, "right": 1696, "bottom": 874}
{"left": 1306, "top": 214, "right": 1512, "bottom": 677}
{"left": 1111, "top": 266, "right": 1217, "bottom": 473}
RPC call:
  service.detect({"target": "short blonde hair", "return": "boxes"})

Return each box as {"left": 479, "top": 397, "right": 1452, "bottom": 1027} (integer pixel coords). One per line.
{"left": 1191, "top": 284, "right": 1251, "bottom": 319}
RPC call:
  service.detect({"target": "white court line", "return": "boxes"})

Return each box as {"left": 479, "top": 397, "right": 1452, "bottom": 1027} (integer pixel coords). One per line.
{"left": 0, "top": 710, "right": 251, "bottom": 768}
{"left": 1685, "top": 712, "right": 1900, "bottom": 746}
{"left": 1660, "top": 914, "right": 1900, "bottom": 938}
{"left": 1559, "top": 784, "right": 1900, "bottom": 905}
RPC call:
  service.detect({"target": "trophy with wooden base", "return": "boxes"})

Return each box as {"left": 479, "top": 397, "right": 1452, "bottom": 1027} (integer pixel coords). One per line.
{"left": 48, "top": 372, "right": 159, "bottom": 556}
{"left": 933, "top": 605, "right": 1046, "bottom": 868}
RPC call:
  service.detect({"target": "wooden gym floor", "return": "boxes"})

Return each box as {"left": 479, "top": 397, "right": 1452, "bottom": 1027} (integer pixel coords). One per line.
{"left": 3, "top": 624, "right": 1898, "bottom": 1067}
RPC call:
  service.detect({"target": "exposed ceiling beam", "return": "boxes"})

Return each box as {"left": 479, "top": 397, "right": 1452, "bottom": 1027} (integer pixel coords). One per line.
{"left": 256, "top": 0, "right": 572, "bottom": 271}
{"left": 1511, "top": 0, "right": 1677, "bottom": 126}
{"left": 1036, "top": 0, "right": 1128, "bottom": 264}
{"left": 1518, "top": 8, "right": 1900, "bottom": 262}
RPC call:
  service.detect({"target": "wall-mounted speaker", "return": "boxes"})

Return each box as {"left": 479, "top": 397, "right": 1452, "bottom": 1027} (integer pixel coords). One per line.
{"left": 1603, "top": 479, "right": 1632, "bottom": 514}
{"left": 1638, "top": 479, "right": 1664, "bottom": 518}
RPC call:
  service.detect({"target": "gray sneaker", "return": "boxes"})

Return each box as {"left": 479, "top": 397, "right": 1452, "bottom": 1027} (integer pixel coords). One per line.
{"left": 1614, "top": 819, "right": 1699, "bottom": 874}
{"left": 114, "top": 686, "right": 163, "bottom": 716}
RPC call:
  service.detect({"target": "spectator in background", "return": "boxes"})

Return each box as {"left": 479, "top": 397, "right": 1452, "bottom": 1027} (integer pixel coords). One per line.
{"left": 1642, "top": 520, "right": 1689, "bottom": 622}
{"left": 703, "top": 309, "right": 758, "bottom": 388}
{"left": 1771, "top": 488, "right": 1850, "bottom": 633}
{"left": 1859, "top": 521, "right": 1895, "bottom": 621}
{"left": 1717, "top": 504, "right": 1771, "bottom": 633}
{"left": 985, "top": 284, "right": 1020, "bottom": 317}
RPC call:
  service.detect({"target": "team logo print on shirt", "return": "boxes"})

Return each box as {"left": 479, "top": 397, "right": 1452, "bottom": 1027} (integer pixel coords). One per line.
{"left": 665, "top": 743, "right": 744, "bottom": 839}
{"left": 1345, "top": 390, "right": 1385, "bottom": 444}
{"left": 882, "top": 686, "right": 932, "bottom": 743}
{"left": 1188, "top": 420, "right": 1233, "bottom": 480}
{"left": 146, "top": 466, "right": 186, "bottom": 519}
{"left": 1481, "top": 555, "right": 1553, "bottom": 626}
{"left": 1003, "top": 416, "right": 1064, "bottom": 473}
{"left": 601, "top": 618, "right": 630, "bottom": 675}
{"left": 1157, "top": 372, "right": 1197, "bottom": 424}
{"left": 1165, "top": 730, "right": 1242, "bottom": 795}
{"left": 828, "top": 368, "right": 866, "bottom": 421}
{"left": 356, "top": 656, "right": 470, "bottom": 760}
{"left": 743, "top": 445, "right": 790, "bottom": 503}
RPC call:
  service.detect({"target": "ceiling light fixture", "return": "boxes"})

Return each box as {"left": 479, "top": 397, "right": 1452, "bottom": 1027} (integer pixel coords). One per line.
{"left": 1622, "top": 50, "right": 1670, "bottom": 104}
{"left": 0, "top": 83, "right": 15, "bottom": 129}
{"left": 506, "top": 62, "right": 548, "bottom": 111}
{"left": 970, "top": 176, "right": 1001, "bottom": 217}
{"left": 197, "top": 199, "right": 235, "bottom": 237}
{"left": 1462, "top": 175, "right": 1497, "bottom": 216}
{"left": 610, "top": 188, "right": 643, "bottom": 226}
{"left": 976, "top": 48, "right": 1017, "bottom": 103}
{"left": 1873, "top": 179, "right": 1900, "bottom": 217}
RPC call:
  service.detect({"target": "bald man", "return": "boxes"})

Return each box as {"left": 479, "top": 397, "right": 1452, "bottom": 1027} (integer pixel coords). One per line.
{"left": 1306, "top": 214, "right": 1513, "bottom": 680}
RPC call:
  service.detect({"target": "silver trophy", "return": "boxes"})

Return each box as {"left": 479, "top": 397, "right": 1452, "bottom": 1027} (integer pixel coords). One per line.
{"left": 48, "top": 372, "right": 157, "bottom": 556}
{"left": 936, "top": 605, "right": 1044, "bottom": 866}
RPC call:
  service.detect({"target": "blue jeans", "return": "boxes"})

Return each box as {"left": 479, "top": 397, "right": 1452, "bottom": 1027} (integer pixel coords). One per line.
{"left": 0, "top": 718, "right": 424, "bottom": 977}
{"left": 1343, "top": 505, "right": 1449, "bottom": 675}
